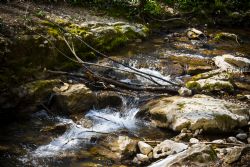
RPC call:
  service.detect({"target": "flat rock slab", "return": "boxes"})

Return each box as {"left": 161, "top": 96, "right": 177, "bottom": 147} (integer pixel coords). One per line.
{"left": 141, "top": 94, "right": 249, "bottom": 132}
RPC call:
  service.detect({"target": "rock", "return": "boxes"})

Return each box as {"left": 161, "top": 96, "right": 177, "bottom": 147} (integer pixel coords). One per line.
{"left": 214, "top": 56, "right": 238, "bottom": 72}
{"left": 140, "top": 94, "right": 249, "bottom": 132}
{"left": 187, "top": 65, "right": 213, "bottom": 75}
{"left": 189, "top": 138, "right": 199, "bottom": 144}
{"left": 76, "top": 118, "right": 93, "bottom": 128}
{"left": 136, "top": 153, "right": 149, "bottom": 162}
{"left": 40, "top": 123, "right": 68, "bottom": 134}
{"left": 236, "top": 133, "right": 248, "bottom": 140}
{"left": 186, "top": 78, "right": 234, "bottom": 93}
{"left": 212, "top": 139, "right": 225, "bottom": 144}
{"left": 132, "top": 157, "right": 141, "bottom": 164}
{"left": 138, "top": 141, "right": 153, "bottom": 155}
{"left": 149, "top": 144, "right": 217, "bottom": 167}
{"left": 14, "top": 79, "right": 62, "bottom": 110}
{"left": 97, "top": 91, "right": 123, "bottom": 109}
{"left": 178, "top": 87, "right": 192, "bottom": 97}
{"left": 227, "top": 136, "right": 244, "bottom": 144}
{"left": 153, "top": 140, "right": 188, "bottom": 159}
{"left": 186, "top": 28, "right": 206, "bottom": 40}
{"left": 223, "top": 54, "right": 250, "bottom": 68}
{"left": 247, "top": 138, "right": 250, "bottom": 144}
{"left": 148, "top": 152, "right": 153, "bottom": 159}
{"left": 224, "top": 146, "right": 245, "bottom": 164}
{"left": 51, "top": 83, "right": 97, "bottom": 114}
{"left": 164, "top": 52, "right": 212, "bottom": 66}
{"left": 95, "top": 135, "right": 137, "bottom": 160}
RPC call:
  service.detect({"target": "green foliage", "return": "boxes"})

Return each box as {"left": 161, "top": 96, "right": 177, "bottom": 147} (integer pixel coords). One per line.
{"left": 144, "top": 0, "right": 163, "bottom": 16}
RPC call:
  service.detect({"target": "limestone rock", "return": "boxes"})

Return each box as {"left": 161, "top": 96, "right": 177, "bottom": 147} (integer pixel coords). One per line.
{"left": 227, "top": 136, "right": 244, "bottom": 144}
{"left": 153, "top": 140, "right": 188, "bottom": 159}
{"left": 189, "top": 138, "right": 199, "bottom": 144}
{"left": 186, "top": 78, "right": 234, "bottom": 93}
{"left": 97, "top": 91, "right": 123, "bottom": 109}
{"left": 136, "top": 153, "right": 149, "bottom": 162}
{"left": 178, "top": 87, "right": 192, "bottom": 97}
{"left": 138, "top": 141, "right": 153, "bottom": 155}
{"left": 140, "top": 94, "right": 249, "bottom": 132}
{"left": 52, "top": 83, "right": 97, "bottom": 114}
{"left": 224, "top": 146, "right": 245, "bottom": 164}
{"left": 223, "top": 54, "right": 250, "bottom": 68}
{"left": 149, "top": 144, "right": 217, "bottom": 167}
{"left": 236, "top": 133, "right": 248, "bottom": 140}
{"left": 94, "top": 135, "right": 137, "bottom": 160}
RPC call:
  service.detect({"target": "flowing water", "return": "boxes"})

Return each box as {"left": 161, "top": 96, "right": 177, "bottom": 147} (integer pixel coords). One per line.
{"left": 1, "top": 28, "right": 250, "bottom": 166}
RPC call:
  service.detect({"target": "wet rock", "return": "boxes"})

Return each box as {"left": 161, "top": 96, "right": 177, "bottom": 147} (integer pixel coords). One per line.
{"left": 247, "top": 138, "right": 250, "bottom": 144}
{"left": 138, "top": 141, "right": 153, "bottom": 155}
{"left": 76, "top": 118, "right": 93, "bottom": 128}
{"left": 224, "top": 146, "right": 245, "bottom": 164}
{"left": 136, "top": 153, "right": 149, "bottom": 162}
{"left": 51, "top": 83, "right": 97, "bottom": 114}
{"left": 236, "top": 133, "right": 248, "bottom": 140}
{"left": 40, "top": 124, "right": 68, "bottom": 134}
{"left": 189, "top": 138, "right": 199, "bottom": 144}
{"left": 153, "top": 140, "right": 188, "bottom": 159}
{"left": 149, "top": 144, "right": 217, "bottom": 167}
{"left": 140, "top": 94, "right": 249, "bottom": 132}
{"left": 178, "top": 87, "right": 192, "bottom": 97}
{"left": 97, "top": 91, "right": 123, "bottom": 109}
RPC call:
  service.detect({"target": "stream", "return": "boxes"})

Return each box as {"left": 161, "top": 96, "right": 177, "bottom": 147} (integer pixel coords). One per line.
{"left": 1, "top": 27, "right": 250, "bottom": 167}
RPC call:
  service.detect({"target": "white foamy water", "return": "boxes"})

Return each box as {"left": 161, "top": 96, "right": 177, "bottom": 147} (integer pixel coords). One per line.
{"left": 23, "top": 100, "right": 141, "bottom": 159}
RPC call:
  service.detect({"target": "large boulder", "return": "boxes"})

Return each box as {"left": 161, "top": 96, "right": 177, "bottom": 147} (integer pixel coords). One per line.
{"left": 139, "top": 94, "right": 249, "bottom": 132}
{"left": 148, "top": 144, "right": 217, "bottom": 167}
{"left": 51, "top": 83, "right": 97, "bottom": 114}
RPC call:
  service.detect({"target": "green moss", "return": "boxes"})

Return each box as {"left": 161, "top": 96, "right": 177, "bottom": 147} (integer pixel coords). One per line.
{"left": 25, "top": 79, "right": 61, "bottom": 95}
{"left": 186, "top": 81, "right": 201, "bottom": 90}
{"left": 203, "top": 82, "right": 234, "bottom": 92}
{"left": 214, "top": 114, "right": 237, "bottom": 131}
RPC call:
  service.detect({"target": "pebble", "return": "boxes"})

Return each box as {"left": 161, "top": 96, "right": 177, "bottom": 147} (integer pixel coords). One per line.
{"left": 136, "top": 153, "right": 149, "bottom": 162}
{"left": 138, "top": 141, "right": 153, "bottom": 155}
{"left": 236, "top": 133, "right": 248, "bottom": 140}
{"left": 189, "top": 138, "right": 199, "bottom": 144}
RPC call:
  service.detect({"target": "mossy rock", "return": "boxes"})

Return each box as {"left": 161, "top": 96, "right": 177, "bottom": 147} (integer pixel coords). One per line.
{"left": 186, "top": 79, "right": 234, "bottom": 93}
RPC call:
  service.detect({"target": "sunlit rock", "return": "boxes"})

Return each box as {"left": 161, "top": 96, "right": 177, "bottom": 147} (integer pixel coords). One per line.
{"left": 153, "top": 140, "right": 188, "bottom": 159}
{"left": 149, "top": 144, "right": 217, "bottom": 167}
{"left": 140, "top": 94, "right": 249, "bottom": 132}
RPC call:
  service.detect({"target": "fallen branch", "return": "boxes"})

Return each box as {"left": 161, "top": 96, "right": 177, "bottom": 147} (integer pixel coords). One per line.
{"left": 42, "top": 17, "right": 180, "bottom": 87}
{"left": 47, "top": 69, "right": 179, "bottom": 94}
